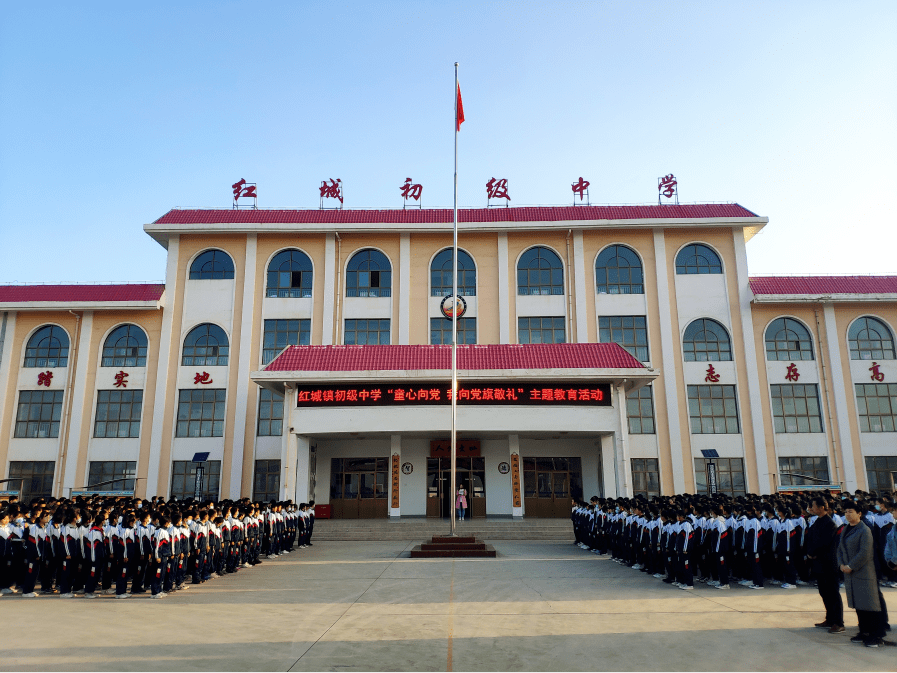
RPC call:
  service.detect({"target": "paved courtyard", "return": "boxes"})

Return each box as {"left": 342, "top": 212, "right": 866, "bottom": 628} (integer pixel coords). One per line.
{"left": 1, "top": 540, "right": 894, "bottom": 672}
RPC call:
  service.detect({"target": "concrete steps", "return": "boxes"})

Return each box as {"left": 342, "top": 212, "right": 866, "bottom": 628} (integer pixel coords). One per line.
{"left": 312, "top": 518, "right": 574, "bottom": 541}
{"left": 411, "top": 536, "right": 497, "bottom": 558}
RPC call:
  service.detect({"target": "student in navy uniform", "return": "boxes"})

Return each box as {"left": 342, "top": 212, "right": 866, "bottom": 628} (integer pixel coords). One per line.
{"left": 57, "top": 512, "right": 82, "bottom": 598}
{"left": 83, "top": 512, "right": 107, "bottom": 598}
{"left": 19, "top": 510, "right": 50, "bottom": 597}
{"left": 150, "top": 514, "right": 172, "bottom": 598}
{"left": 115, "top": 514, "right": 137, "bottom": 599}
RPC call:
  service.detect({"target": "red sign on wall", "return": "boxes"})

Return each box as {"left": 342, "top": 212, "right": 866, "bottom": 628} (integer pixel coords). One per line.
{"left": 294, "top": 382, "right": 612, "bottom": 407}
{"left": 430, "top": 440, "right": 481, "bottom": 458}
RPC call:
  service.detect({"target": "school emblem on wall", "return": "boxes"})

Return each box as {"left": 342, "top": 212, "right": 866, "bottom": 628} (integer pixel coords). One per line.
{"left": 440, "top": 294, "right": 467, "bottom": 320}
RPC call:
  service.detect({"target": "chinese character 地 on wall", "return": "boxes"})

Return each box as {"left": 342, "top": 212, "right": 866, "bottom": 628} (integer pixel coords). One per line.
{"left": 294, "top": 382, "right": 613, "bottom": 407}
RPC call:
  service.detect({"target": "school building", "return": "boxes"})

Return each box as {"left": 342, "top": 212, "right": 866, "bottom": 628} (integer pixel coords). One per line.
{"left": 1, "top": 203, "right": 896, "bottom": 516}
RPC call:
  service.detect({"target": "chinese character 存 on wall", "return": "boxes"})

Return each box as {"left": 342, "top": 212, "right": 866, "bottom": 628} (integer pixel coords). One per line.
{"left": 785, "top": 363, "right": 800, "bottom": 382}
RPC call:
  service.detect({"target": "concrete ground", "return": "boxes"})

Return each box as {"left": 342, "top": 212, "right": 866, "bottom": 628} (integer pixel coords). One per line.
{"left": 2, "top": 540, "right": 894, "bottom": 672}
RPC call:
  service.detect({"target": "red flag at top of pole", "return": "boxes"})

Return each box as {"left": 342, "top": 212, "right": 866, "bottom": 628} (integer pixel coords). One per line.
{"left": 456, "top": 83, "right": 465, "bottom": 131}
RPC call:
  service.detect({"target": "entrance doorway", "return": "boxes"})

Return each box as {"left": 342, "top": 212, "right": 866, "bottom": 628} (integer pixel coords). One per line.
{"left": 329, "top": 457, "right": 389, "bottom": 518}
{"left": 426, "top": 456, "right": 486, "bottom": 518}
{"left": 522, "top": 457, "right": 583, "bottom": 517}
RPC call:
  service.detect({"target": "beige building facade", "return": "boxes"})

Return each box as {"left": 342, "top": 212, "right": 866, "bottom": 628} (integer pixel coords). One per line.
{"left": 1, "top": 203, "right": 895, "bottom": 516}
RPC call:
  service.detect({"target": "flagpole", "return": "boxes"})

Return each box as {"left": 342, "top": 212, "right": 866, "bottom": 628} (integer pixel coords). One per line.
{"left": 450, "top": 62, "right": 461, "bottom": 537}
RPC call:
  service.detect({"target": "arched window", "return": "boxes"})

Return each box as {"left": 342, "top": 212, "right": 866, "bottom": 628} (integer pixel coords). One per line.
{"left": 849, "top": 316, "right": 896, "bottom": 360}
{"left": 765, "top": 318, "right": 814, "bottom": 361}
{"left": 683, "top": 319, "right": 732, "bottom": 362}
{"left": 189, "top": 249, "right": 234, "bottom": 280}
{"left": 24, "top": 325, "right": 69, "bottom": 368}
{"left": 266, "top": 249, "right": 313, "bottom": 298}
{"left": 102, "top": 324, "right": 149, "bottom": 367}
{"left": 346, "top": 249, "right": 391, "bottom": 297}
{"left": 675, "top": 244, "right": 723, "bottom": 275}
{"left": 182, "top": 324, "right": 229, "bottom": 367}
{"left": 430, "top": 248, "right": 476, "bottom": 296}
{"left": 517, "top": 246, "right": 564, "bottom": 295}
{"left": 596, "top": 245, "right": 644, "bottom": 295}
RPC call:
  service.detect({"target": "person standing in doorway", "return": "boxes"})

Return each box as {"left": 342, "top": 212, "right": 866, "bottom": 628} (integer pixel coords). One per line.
{"left": 456, "top": 485, "right": 468, "bottom": 521}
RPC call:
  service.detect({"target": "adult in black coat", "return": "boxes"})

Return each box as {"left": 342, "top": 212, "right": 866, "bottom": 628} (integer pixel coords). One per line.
{"left": 806, "top": 496, "right": 843, "bottom": 632}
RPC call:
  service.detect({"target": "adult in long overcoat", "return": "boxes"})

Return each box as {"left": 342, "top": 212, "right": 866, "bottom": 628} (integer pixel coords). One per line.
{"left": 837, "top": 504, "right": 883, "bottom": 642}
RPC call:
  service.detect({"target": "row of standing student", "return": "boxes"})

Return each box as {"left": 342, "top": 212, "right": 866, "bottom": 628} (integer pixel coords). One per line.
{"left": 0, "top": 499, "right": 316, "bottom": 599}
{"left": 571, "top": 495, "right": 897, "bottom": 592}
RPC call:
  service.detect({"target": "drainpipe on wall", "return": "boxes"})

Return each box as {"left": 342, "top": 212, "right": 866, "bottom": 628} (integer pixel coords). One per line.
{"left": 56, "top": 310, "right": 81, "bottom": 496}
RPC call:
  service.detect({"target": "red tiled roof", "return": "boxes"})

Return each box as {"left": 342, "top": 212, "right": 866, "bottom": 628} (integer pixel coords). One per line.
{"left": 0, "top": 284, "right": 165, "bottom": 303}
{"left": 154, "top": 203, "right": 758, "bottom": 225}
{"left": 263, "top": 343, "right": 647, "bottom": 373}
{"left": 750, "top": 276, "right": 897, "bottom": 296}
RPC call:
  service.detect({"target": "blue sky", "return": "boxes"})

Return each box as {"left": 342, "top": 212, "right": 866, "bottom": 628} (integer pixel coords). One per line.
{"left": 1, "top": 1, "right": 895, "bottom": 283}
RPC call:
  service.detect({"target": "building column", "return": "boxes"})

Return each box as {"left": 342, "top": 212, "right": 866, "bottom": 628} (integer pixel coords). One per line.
{"left": 600, "top": 435, "right": 618, "bottom": 498}
{"left": 145, "top": 235, "right": 180, "bottom": 498}
{"left": 322, "top": 234, "right": 336, "bottom": 345}
{"left": 652, "top": 229, "right": 686, "bottom": 493}
{"left": 823, "top": 303, "right": 859, "bottom": 491}
{"left": 0, "top": 311, "right": 17, "bottom": 482}
{"left": 61, "top": 311, "right": 93, "bottom": 495}
{"left": 732, "top": 230, "right": 771, "bottom": 494}
{"left": 294, "top": 435, "right": 311, "bottom": 504}
{"left": 615, "top": 383, "right": 633, "bottom": 497}
{"left": 230, "top": 233, "right": 257, "bottom": 499}
{"left": 399, "top": 234, "right": 411, "bottom": 345}
{"left": 509, "top": 433, "right": 523, "bottom": 517}
{"left": 572, "top": 230, "right": 588, "bottom": 342}
{"left": 498, "top": 233, "right": 510, "bottom": 343}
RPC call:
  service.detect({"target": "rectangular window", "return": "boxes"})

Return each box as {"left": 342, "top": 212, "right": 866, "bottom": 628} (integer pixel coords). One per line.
{"left": 330, "top": 457, "right": 390, "bottom": 499}
{"left": 627, "top": 386, "right": 656, "bottom": 434}
{"left": 93, "top": 390, "right": 143, "bottom": 438}
{"left": 257, "top": 389, "right": 284, "bottom": 436}
{"left": 430, "top": 317, "right": 477, "bottom": 345}
{"left": 344, "top": 319, "right": 390, "bottom": 345}
{"left": 170, "top": 460, "right": 221, "bottom": 500}
{"left": 599, "top": 316, "right": 649, "bottom": 361}
{"left": 694, "top": 457, "right": 746, "bottom": 497}
{"left": 87, "top": 461, "right": 137, "bottom": 492}
{"left": 518, "top": 317, "right": 566, "bottom": 344}
{"left": 770, "top": 384, "right": 823, "bottom": 433}
{"left": 253, "top": 459, "right": 281, "bottom": 502}
{"left": 865, "top": 456, "right": 897, "bottom": 492}
{"left": 687, "top": 385, "right": 740, "bottom": 434}
{"left": 855, "top": 383, "right": 897, "bottom": 432}
{"left": 262, "top": 319, "right": 311, "bottom": 365}
{"left": 14, "top": 390, "right": 64, "bottom": 438}
{"left": 631, "top": 458, "right": 660, "bottom": 498}
{"left": 175, "top": 389, "right": 226, "bottom": 437}
{"left": 7, "top": 461, "right": 54, "bottom": 501}
{"left": 778, "top": 456, "right": 830, "bottom": 487}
